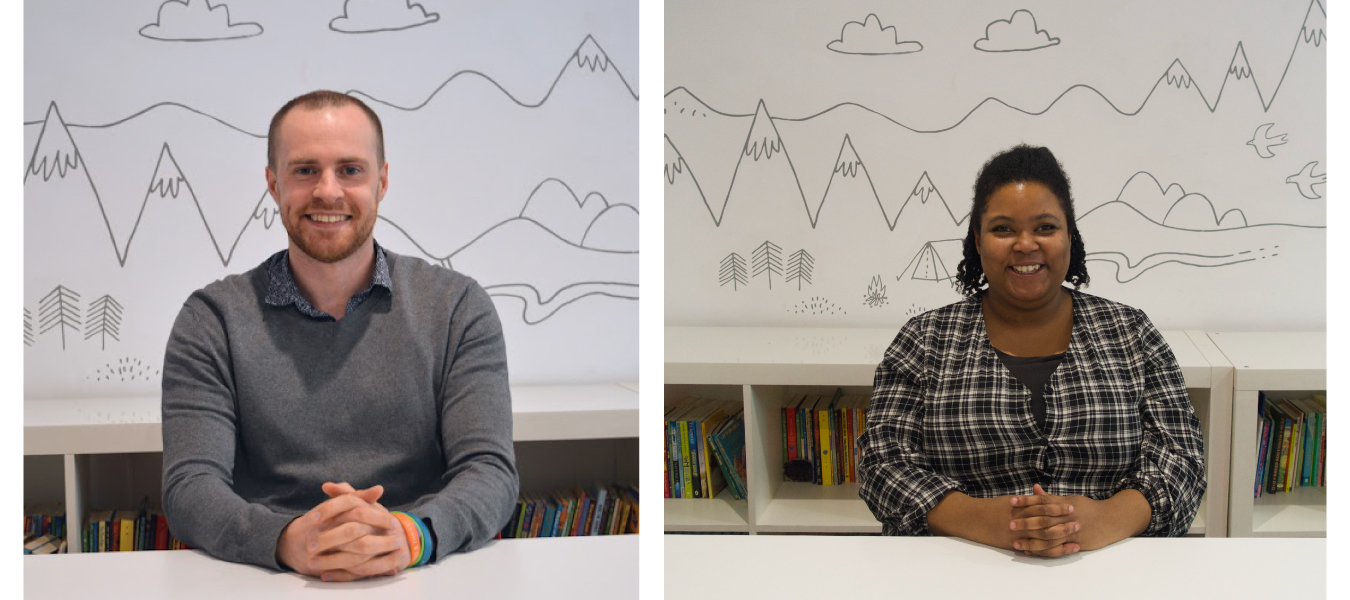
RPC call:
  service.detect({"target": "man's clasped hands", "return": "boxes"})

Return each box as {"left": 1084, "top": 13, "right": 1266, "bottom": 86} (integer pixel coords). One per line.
{"left": 276, "top": 482, "right": 413, "bottom": 582}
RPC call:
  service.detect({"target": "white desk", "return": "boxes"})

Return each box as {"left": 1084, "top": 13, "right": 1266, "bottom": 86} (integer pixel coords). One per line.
{"left": 665, "top": 535, "right": 1324, "bottom": 597}
{"left": 26, "top": 535, "right": 637, "bottom": 599}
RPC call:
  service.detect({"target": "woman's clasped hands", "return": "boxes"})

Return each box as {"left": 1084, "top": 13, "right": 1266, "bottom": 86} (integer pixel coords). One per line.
{"left": 1008, "top": 484, "right": 1084, "bottom": 558}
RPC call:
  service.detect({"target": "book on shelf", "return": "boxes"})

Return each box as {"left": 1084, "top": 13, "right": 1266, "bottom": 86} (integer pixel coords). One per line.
{"left": 1255, "top": 393, "right": 1327, "bottom": 496}
{"left": 781, "top": 392, "right": 870, "bottom": 486}
{"left": 78, "top": 506, "right": 189, "bottom": 552}
{"left": 707, "top": 408, "right": 747, "bottom": 500}
{"left": 664, "top": 397, "right": 740, "bottom": 500}
{"left": 498, "top": 485, "right": 638, "bottom": 538}
{"left": 24, "top": 504, "right": 66, "bottom": 542}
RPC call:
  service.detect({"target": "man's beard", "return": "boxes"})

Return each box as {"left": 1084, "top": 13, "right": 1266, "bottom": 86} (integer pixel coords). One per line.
{"left": 284, "top": 208, "right": 376, "bottom": 263}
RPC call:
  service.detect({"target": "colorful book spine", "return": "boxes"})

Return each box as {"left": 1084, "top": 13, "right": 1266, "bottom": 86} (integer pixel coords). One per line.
{"left": 786, "top": 405, "right": 798, "bottom": 461}
{"left": 679, "top": 421, "right": 693, "bottom": 498}
{"left": 1255, "top": 416, "right": 1270, "bottom": 498}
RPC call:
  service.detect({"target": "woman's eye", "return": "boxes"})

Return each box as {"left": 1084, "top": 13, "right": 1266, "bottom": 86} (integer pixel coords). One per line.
{"left": 1038, "top": 224, "right": 1058, "bottom": 231}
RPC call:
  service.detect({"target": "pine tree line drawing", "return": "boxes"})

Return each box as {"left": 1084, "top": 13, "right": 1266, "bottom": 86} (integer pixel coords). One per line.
{"left": 721, "top": 242, "right": 817, "bottom": 291}
{"left": 752, "top": 240, "right": 783, "bottom": 289}
{"left": 85, "top": 294, "right": 124, "bottom": 350}
{"left": 719, "top": 252, "right": 747, "bottom": 289}
{"left": 785, "top": 249, "right": 815, "bottom": 290}
{"left": 39, "top": 285, "right": 81, "bottom": 350}
{"left": 31, "top": 286, "right": 124, "bottom": 351}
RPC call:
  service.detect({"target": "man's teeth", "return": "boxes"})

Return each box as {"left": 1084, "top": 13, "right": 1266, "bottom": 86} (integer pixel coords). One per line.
{"left": 1013, "top": 265, "right": 1041, "bottom": 274}
{"left": 309, "top": 215, "right": 349, "bottom": 223}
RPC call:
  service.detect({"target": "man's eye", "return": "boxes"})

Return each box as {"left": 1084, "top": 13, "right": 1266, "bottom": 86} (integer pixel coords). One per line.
{"left": 294, "top": 167, "right": 314, "bottom": 176}
{"left": 342, "top": 166, "right": 363, "bottom": 176}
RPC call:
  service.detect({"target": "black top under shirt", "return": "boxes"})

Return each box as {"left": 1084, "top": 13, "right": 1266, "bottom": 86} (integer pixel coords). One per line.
{"left": 993, "top": 348, "right": 1065, "bottom": 432}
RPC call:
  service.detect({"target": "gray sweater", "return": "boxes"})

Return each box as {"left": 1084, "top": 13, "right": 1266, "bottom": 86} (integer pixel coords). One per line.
{"left": 161, "top": 249, "right": 519, "bottom": 570}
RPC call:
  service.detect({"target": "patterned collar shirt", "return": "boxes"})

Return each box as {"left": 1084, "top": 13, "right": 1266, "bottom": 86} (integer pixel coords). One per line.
{"left": 856, "top": 289, "right": 1206, "bottom": 538}
{"left": 263, "top": 240, "right": 393, "bottom": 321}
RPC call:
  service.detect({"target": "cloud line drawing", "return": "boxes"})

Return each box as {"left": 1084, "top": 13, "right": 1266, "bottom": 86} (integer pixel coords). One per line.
{"left": 139, "top": 0, "right": 263, "bottom": 42}
{"left": 1286, "top": 161, "right": 1326, "bottom": 199}
{"left": 827, "top": 14, "right": 923, "bottom": 55}
{"left": 974, "top": 9, "right": 1059, "bottom": 52}
{"left": 1246, "top": 123, "right": 1288, "bottom": 158}
{"left": 663, "top": 0, "right": 1323, "bottom": 131}
{"left": 330, "top": 0, "right": 440, "bottom": 34}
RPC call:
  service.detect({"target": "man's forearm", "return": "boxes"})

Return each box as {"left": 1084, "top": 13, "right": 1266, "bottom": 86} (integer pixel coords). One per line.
{"left": 926, "top": 491, "right": 1014, "bottom": 549}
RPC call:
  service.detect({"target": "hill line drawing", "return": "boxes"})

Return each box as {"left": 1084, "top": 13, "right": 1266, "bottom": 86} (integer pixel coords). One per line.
{"left": 664, "top": 0, "right": 1323, "bottom": 130}
{"left": 25, "top": 34, "right": 635, "bottom": 129}
{"left": 1079, "top": 171, "right": 1323, "bottom": 231}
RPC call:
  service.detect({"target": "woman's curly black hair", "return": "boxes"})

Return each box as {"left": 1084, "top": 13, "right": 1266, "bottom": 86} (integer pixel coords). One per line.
{"left": 954, "top": 145, "right": 1089, "bottom": 297}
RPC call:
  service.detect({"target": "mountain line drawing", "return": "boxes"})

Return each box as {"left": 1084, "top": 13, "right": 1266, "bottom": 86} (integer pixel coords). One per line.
{"left": 667, "top": 113, "right": 971, "bottom": 230}
{"left": 25, "top": 35, "right": 636, "bottom": 128}
{"left": 25, "top": 34, "right": 637, "bottom": 325}
{"left": 663, "top": 0, "right": 1323, "bottom": 129}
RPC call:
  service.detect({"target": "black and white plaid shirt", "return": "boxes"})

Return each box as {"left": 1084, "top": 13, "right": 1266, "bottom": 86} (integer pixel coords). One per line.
{"left": 857, "top": 290, "right": 1205, "bottom": 537}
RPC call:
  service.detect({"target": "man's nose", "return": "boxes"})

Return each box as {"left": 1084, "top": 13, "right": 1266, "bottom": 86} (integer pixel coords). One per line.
{"left": 314, "top": 169, "right": 341, "bottom": 199}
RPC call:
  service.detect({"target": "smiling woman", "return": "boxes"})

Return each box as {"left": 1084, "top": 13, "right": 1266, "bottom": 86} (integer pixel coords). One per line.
{"left": 856, "top": 145, "right": 1207, "bottom": 558}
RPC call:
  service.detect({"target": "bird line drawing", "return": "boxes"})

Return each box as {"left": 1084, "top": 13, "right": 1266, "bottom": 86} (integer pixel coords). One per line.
{"left": 1246, "top": 123, "right": 1288, "bottom": 158}
{"left": 1285, "top": 161, "right": 1326, "bottom": 199}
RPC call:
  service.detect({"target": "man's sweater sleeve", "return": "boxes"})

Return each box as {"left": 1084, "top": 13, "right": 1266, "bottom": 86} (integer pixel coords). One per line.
{"left": 161, "top": 297, "right": 295, "bottom": 570}
{"left": 409, "top": 279, "right": 520, "bottom": 560}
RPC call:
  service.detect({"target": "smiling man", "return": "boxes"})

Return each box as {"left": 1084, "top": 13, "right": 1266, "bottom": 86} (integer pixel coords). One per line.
{"left": 161, "top": 90, "right": 519, "bottom": 581}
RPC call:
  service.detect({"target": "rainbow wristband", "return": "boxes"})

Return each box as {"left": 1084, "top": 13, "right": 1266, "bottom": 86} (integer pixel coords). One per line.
{"left": 411, "top": 514, "right": 433, "bottom": 566}
{"left": 391, "top": 512, "right": 423, "bottom": 568}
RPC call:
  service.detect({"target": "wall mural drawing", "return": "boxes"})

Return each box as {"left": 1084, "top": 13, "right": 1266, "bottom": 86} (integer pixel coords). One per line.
{"left": 827, "top": 14, "right": 923, "bottom": 56}
{"left": 666, "top": 0, "right": 1324, "bottom": 331}
{"left": 974, "top": 10, "right": 1061, "bottom": 53}
{"left": 330, "top": 0, "right": 440, "bottom": 34}
{"left": 1247, "top": 123, "right": 1288, "bottom": 157}
{"left": 26, "top": 1, "right": 637, "bottom": 397}
{"left": 139, "top": 0, "right": 263, "bottom": 42}
{"left": 1286, "top": 161, "right": 1326, "bottom": 199}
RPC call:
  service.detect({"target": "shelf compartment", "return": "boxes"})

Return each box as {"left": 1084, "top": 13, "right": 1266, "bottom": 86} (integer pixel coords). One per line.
{"left": 754, "top": 482, "right": 880, "bottom": 533}
{"left": 664, "top": 488, "right": 750, "bottom": 533}
{"left": 1251, "top": 486, "right": 1326, "bottom": 537}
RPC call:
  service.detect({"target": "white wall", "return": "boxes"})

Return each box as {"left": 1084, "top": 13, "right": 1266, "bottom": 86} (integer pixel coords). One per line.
{"left": 665, "top": 0, "right": 1325, "bottom": 331}
{"left": 24, "top": 0, "right": 638, "bottom": 398}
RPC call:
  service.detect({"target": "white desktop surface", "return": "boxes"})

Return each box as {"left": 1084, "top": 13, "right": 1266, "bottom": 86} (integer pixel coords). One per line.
{"left": 26, "top": 535, "right": 636, "bottom": 599}
{"left": 665, "top": 535, "right": 1325, "bottom": 597}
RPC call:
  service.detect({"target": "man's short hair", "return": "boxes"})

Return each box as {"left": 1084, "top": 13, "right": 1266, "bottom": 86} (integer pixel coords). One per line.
{"left": 267, "top": 90, "right": 385, "bottom": 169}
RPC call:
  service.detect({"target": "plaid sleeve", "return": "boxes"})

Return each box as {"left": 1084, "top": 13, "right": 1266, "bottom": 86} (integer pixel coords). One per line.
{"left": 857, "top": 318, "right": 967, "bottom": 535}
{"left": 1113, "top": 310, "right": 1207, "bottom": 537}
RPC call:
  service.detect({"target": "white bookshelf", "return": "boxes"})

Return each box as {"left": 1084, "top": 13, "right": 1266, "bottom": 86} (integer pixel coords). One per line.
{"left": 666, "top": 326, "right": 1224, "bottom": 536}
{"left": 1209, "top": 332, "right": 1326, "bottom": 538}
{"left": 24, "top": 383, "right": 638, "bottom": 553}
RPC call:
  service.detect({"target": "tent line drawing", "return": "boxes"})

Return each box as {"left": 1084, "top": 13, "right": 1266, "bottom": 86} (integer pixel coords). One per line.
{"left": 899, "top": 239, "right": 963, "bottom": 282}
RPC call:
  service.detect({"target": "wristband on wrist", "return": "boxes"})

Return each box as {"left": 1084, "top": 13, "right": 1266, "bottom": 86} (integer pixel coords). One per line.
{"left": 391, "top": 511, "right": 423, "bottom": 568}
{"left": 411, "top": 514, "right": 433, "bottom": 566}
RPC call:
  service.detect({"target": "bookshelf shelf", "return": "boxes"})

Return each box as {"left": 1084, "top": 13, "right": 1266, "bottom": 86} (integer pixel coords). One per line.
{"left": 664, "top": 488, "right": 750, "bottom": 533}
{"left": 667, "top": 326, "right": 1230, "bottom": 537}
{"left": 25, "top": 383, "right": 639, "bottom": 553}
{"left": 755, "top": 483, "right": 881, "bottom": 534}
